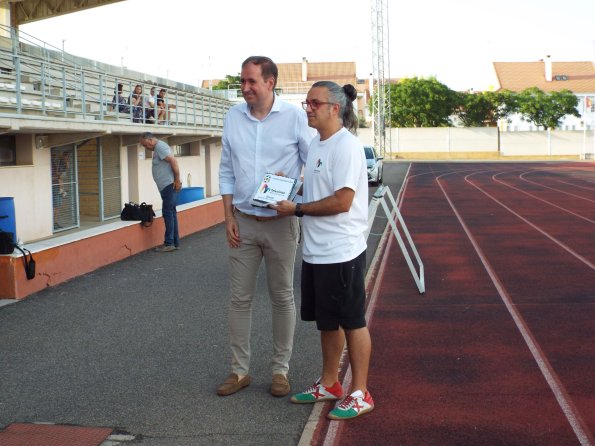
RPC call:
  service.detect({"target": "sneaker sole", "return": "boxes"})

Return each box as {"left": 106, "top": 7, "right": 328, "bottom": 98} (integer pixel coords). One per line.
{"left": 327, "top": 405, "right": 374, "bottom": 420}
{"left": 290, "top": 395, "right": 341, "bottom": 404}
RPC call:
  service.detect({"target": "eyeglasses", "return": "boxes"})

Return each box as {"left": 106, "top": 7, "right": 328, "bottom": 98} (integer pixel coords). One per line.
{"left": 301, "top": 100, "right": 337, "bottom": 110}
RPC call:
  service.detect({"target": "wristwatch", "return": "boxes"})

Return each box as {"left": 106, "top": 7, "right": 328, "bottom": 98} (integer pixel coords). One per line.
{"left": 294, "top": 203, "right": 304, "bottom": 217}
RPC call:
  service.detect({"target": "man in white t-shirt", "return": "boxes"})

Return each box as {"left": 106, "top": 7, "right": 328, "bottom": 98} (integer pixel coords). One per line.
{"left": 272, "top": 81, "right": 374, "bottom": 420}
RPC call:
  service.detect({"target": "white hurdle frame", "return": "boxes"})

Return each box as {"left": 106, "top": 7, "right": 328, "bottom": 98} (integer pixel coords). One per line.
{"left": 367, "top": 185, "right": 425, "bottom": 294}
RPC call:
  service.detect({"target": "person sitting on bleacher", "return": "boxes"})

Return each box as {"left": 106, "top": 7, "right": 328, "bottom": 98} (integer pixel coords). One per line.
{"left": 143, "top": 86, "right": 157, "bottom": 123}
{"left": 130, "top": 84, "right": 144, "bottom": 123}
{"left": 111, "top": 83, "right": 130, "bottom": 114}
{"left": 157, "top": 88, "right": 175, "bottom": 125}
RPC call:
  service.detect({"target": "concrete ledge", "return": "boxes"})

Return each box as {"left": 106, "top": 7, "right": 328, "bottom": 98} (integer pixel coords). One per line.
{"left": 0, "top": 197, "right": 223, "bottom": 300}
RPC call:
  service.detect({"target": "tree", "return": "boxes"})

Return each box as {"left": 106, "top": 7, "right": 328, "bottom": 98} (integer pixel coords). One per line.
{"left": 212, "top": 74, "right": 241, "bottom": 91}
{"left": 456, "top": 90, "right": 518, "bottom": 127}
{"left": 385, "top": 77, "right": 459, "bottom": 127}
{"left": 516, "top": 87, "right": 580, "bottom": 130}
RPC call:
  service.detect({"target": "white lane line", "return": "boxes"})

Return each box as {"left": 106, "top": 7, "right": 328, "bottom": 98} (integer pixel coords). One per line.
{"left": 464, "top": 173, "right": 595, "bottom": 271}
{"left": 492, "top": 172, "right": 595, "bottom": 225}
{"left": 556, "top": 179, "right": 595, "bottom": 192}
{"left": 436, "top": 173, "right": 594, "bottom": 446}
{"left": 520, "top": 172, "right": 595, "bottom": 203}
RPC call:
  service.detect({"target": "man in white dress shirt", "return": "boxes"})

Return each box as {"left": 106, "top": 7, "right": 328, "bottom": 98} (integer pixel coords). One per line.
{"left": 217, "top": 56, "right": 315, "bottom": 398}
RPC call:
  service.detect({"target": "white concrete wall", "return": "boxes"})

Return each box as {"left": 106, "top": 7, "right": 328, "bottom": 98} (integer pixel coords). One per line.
{"left": 0, "top": 146, "right": 52, "bottom": 242}
{"left": 359, "top": 127, "right": 593, "bottom": 157}
{"left": 135, "top": 147, "right": 207, "bottom": 212}
{"left": 357, "top": 128, "right": 375, "bottom": 146}
{"left": 206, "top": 142, "right": 222, "bottom": 197}
{"left": 500, "top": 130, "right": 594, "bottom": 156}
{"left": 359, "top": 127, "right": 499, "bottom": 153}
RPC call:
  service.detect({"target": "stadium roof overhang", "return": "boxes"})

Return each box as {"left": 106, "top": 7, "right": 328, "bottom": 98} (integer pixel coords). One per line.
{"left": 3, "top": 0, "right": 123, "bottom": 26}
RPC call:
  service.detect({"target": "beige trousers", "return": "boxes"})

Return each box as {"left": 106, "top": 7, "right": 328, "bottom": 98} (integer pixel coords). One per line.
{"left": 228, "top": 213, "right": 299, "bottom": 376}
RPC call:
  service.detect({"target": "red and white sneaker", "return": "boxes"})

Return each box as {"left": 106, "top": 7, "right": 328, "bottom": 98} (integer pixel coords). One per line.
{"left": 327, "top": 389, "right": 374, "bottom": 420}
{"left": 290, "top": 379, "right": 343, "bottom": 404}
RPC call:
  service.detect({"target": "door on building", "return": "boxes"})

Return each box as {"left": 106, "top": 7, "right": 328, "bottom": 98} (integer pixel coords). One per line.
{"left": 77, "top": 136, "right": 122, "bottom": 224}
{"left": 51, "top": 137, "right": 121, "bottom": 233}
{"left": 51, "top": 145, "right": 78, "bottom": 232}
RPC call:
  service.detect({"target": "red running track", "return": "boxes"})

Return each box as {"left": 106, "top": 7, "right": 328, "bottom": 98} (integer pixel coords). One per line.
{"left": 312, "top": 162, "right": 595, "bottom": 446}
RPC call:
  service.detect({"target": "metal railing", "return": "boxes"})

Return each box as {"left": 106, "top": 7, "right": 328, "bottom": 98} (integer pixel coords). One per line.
{"left": 0, "top": 26, "right": 232, "bottom": 129}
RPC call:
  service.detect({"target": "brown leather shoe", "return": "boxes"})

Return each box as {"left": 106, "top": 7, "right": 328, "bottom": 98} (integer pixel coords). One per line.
{"left": 271, "top": 373, "right": 290, "bottom": 397}
{"left": 217, "top": 373, "right": 251, "bottom": 396}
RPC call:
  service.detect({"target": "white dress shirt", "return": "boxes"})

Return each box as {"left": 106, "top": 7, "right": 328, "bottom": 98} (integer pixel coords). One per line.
{"left": 219, "top": 96, "right": 314, "bottom": 216}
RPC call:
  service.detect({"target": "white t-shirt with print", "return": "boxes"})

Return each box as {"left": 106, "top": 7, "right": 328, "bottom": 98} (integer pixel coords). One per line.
{"left": 302, "top": 127, "right": 368, "bottom": 264}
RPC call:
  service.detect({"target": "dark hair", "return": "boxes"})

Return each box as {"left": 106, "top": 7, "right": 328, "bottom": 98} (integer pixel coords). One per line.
{"left": 242, "top": 56, "right": 278, "bottom": 88}
{"left": 140, "top": 132, "right": 154, "bottom": 141}
{"left": 311, "top": 81, "right": 358, "bottom": 134}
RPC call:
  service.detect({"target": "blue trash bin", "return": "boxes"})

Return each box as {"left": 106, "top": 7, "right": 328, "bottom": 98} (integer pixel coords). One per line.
{"left": 177, "top": 187, "right": 204, "bottom": 205}
{"left": 0, "top": 197, "right": 16, "bottom": 241}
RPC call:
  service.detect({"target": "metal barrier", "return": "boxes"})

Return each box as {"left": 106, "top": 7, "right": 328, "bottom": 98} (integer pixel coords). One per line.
{"left": 0, "top": 29, "right": 232, "bottom": 128}
{"left": 367, "top": 185, "right": 425, "bottom": 294}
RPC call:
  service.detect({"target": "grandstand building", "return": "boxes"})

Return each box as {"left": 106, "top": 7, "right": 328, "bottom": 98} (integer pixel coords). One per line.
{"left": 0, "top": 2, "right": 232, "bottom": 299}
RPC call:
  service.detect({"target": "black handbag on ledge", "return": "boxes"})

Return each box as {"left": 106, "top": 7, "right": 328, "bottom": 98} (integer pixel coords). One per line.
{"left": 0, "top": 230, "right": 35, "bottom": 280}
{"left": 14, "top": 245, "right": 35, "bottom": 280}
{"left": 121, "top": 202, "right": 155, "bottom": 227}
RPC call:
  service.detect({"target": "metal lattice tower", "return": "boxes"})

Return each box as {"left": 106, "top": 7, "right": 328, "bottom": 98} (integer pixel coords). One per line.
{"left": 371, "top": 0, "right": 391, "bottom": 156}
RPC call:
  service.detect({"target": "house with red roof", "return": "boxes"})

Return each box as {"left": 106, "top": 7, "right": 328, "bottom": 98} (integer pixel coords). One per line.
{"left": 203, "top": 58, "right": 372, "bottom": 124}
{"left": 493, "top": 57, "right": 595, "bottom": 131}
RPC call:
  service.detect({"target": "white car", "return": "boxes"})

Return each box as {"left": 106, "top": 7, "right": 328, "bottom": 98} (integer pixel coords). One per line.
{"left": 364, "top": 145, "right": 383, "bottom": 185}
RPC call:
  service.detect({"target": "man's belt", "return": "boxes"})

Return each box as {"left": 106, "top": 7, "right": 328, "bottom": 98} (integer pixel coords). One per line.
{"left": 234, "top": 208, "right": 284, "bottom": 222}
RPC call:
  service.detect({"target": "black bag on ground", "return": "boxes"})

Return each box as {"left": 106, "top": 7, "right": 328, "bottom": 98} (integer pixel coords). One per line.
{"left": 0, "top": 230, "right": 15, "bottom": 255}
{"left": 120, "top": 202, "right": 155, "bottom": 227}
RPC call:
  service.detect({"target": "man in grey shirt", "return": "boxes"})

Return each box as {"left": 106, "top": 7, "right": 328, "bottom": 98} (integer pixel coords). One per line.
{"left": 139, "top": 132, "right": 182, "bottom": 252}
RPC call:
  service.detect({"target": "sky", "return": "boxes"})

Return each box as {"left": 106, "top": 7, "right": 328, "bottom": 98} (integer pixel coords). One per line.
{"left": 20, "top": 0, "right": 595, "bottom": 92}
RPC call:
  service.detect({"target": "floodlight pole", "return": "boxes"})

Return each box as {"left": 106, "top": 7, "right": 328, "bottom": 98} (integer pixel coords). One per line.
{"left": 371, "top": 0, "right": 391, "bottom": 157}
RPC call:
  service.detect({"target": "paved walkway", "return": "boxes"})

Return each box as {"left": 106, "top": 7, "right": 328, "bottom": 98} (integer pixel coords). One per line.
{"left": 0, "top": 162, "right": 409, "bottom": 446}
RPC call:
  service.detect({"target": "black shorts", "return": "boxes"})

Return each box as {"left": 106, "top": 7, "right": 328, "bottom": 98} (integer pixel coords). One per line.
{"left": 300, "top": 250, "right": 367, "bottom": 331}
